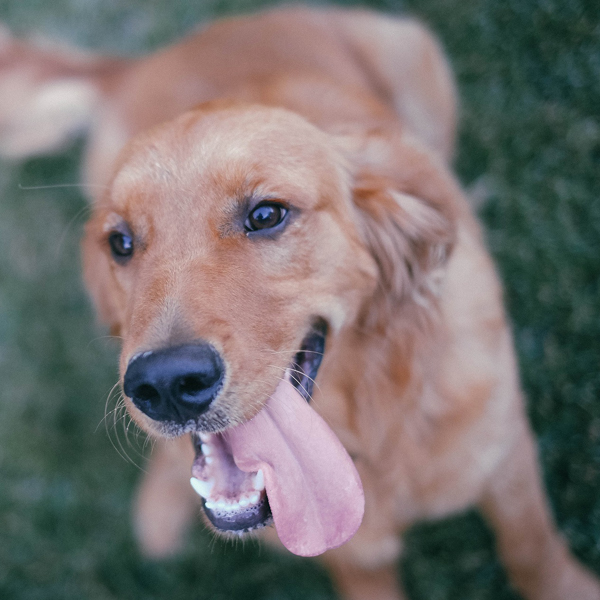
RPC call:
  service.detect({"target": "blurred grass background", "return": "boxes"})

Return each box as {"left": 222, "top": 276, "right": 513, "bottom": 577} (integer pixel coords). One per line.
{"left": 0, "top": 0, "right": 598, "bottom": 598}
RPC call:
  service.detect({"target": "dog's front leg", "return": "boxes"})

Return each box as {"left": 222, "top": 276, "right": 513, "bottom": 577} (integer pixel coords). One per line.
{"left": 134, "top": 436, "right": 198, "bottom": 558}
{"left": 480, "top": 423, "right": 600, "bottom": 600}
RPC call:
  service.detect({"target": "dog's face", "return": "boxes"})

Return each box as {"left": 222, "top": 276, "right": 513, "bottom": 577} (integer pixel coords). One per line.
{"left": 83, "top": 104, "right": 383, "bottom": 437}
{"left": 82, "top": 102, "right": 455, "bottom": 542}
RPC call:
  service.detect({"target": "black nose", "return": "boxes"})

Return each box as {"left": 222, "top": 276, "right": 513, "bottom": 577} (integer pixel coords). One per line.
{"left": 123, "top": 343, "right": 225, "bottom": 423}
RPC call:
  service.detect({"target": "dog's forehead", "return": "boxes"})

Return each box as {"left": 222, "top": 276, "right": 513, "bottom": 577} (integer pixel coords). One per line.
{"left": 109, "top": 106, "right": 345, "bottom": 218}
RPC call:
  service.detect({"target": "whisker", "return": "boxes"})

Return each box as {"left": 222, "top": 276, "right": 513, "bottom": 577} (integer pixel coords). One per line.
{"left": 263, "top": 348, "right": 324, "bottom": 357}
{"left": 18, "top": 182, "right": 110, "bottom": 191}
{"left": 97, "top": 380, "right": 122, "bottom": 433}
{"left": 120, "top": 403, "right": 149, "bottom": 470}
{"left": 266, "top": 363, "right": 321, "bottom": 399}
{"left": 103, "top": 389, "right": 146, "bottom": 472}
{"left": 86, "top": 334, "right": 124, "bottom": 349}
{"left": 116, "top": 402, "right": 145, "bottom": 470}
{"left": 105, "top": 399, "right": 136, "bottom": 467}
{"left": 142, "top": 434, "right": 153, "bottom": 452}
{"left": 265, "top": 366, "right": 333, "bottom": 424}
{"left": 208, "top": 528, "right": 221, "bottom": 553}
{"left": 54, "top": 203, "right": 94, "bottom": 260}
{"left": 273, "top": 364, "right": 321, "bottom": 388}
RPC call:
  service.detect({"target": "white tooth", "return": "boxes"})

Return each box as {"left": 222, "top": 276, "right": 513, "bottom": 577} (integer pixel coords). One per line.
{"left": 201, "top": 443, "right": 212, "bottom": 456}
{"left": 249, "top": 493, "right": 259, "bottom": 504}
{"left": 204, "top": 501, "right": 215, "bottom": 510}
{"left": 239, "top": 497, "right": 249, "bottom": 507}
{"left": 252, "top": 469, "right": 265, "bottom": 491}
{"left": 230, "top": 502, "right": 240, "bottom": 511}
{"left": 205, "top": 456, "right": 213, "bottom": 465}
{"left": 199, "top": 433, "right": 210, "bottom": 442}
{"left": 217, "top": 500, "right": 227, "bottom": 510}
{"left": 189, "top": 477, "right": 214, "bottom": 499}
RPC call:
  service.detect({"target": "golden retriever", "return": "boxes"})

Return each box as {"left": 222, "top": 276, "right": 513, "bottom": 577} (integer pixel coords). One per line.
{"left": 1, "top": 6, "right": 598, "bottom": 600}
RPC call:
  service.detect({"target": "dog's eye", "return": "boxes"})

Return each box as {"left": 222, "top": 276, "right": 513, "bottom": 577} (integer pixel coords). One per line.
{"left": 245, "top": 203, "right": 288, "bottom": 232}
{"left": 108, "top": 230, "right": 134, "bottom": 262}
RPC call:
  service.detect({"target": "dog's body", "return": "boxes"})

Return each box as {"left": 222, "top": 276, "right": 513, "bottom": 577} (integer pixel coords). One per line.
{"left": 1, "top": 7, "right": 598, "bottom": 600}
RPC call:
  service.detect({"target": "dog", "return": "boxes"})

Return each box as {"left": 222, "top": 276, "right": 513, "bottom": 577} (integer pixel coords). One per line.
{"left": 1, "top": 6, "right": 598, "bottom": 600}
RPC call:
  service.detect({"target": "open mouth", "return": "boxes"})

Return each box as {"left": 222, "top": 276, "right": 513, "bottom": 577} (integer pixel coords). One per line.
{"left": 191, "top": 431, "right": 271, "bottom": 533}
{"left": 190, "top": 319, "right": 328, "bottom": 535}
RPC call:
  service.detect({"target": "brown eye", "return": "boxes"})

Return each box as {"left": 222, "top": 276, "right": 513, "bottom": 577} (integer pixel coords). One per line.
{"left": 108, "top": 230, "right": 134, "bottom": 262}
{"left": 245, "top": 203, "right": 288, "bottom": 232}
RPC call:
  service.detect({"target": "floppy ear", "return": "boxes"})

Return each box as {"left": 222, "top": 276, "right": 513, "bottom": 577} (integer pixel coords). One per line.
{"left": 0, "top": 25, "right": 110, "bottom": 159}
{"left": 345, "top": 134, "right": 457, "bottom": 317}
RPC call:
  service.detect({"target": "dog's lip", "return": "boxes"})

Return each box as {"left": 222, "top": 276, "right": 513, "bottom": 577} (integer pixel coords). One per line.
{"left": 190, "top": 319, "right": 328, "bottom": 534}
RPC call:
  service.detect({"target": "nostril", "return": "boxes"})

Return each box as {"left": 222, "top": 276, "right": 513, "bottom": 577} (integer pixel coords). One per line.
{"left": 179, "top": 375, "right": 204, "bottom": 396}
{"left": 134, "top": 383, "right": 161, "bottom": 407}
{"left": 176, "top": 373, "right": 219, "bottom": 402}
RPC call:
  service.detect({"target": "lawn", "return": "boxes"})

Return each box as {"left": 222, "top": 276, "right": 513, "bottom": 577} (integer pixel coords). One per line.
{"left": 0, "top": 0, "right": 598, "bottom": 598}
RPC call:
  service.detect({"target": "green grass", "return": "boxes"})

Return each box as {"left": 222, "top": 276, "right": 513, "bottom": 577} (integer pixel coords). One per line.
{"left": 0, "top": 0, "right": 598, "bottom": 598}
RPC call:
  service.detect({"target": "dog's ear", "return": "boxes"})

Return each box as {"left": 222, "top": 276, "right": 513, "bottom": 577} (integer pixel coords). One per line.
{"left": 0, "top": 26, "right": 109, "bottom": 159}
{"left": 343, "top": 132, "right": 457, "bottom": 316}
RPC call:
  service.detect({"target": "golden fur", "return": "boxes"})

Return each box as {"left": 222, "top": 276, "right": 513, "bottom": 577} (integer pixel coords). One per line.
{"left": 1, "top": 7, "right": 598, "bottom": 600}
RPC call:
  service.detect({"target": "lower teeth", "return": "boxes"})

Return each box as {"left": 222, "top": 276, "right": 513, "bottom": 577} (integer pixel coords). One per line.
{"left": 204, "top": 494, "right": 263, "bottom": 512}
{"left": 192, "top": 478, "right": 263, "bottom": 512}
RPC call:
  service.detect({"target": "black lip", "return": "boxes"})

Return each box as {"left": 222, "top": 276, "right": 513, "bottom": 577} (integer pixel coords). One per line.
{"left": 289, "top": 318, "right": 328, "bottom": 401}
{"left": 202, "top": 497, "right": 273, "bottom": 533}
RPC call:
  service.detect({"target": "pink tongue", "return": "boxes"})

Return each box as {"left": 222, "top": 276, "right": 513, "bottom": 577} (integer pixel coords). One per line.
{"left": 223, "top": 379, "right": 364, "bottom": 557}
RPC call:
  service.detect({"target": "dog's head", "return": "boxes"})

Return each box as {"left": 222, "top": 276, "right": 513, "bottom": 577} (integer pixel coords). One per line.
{"left": 82, "top": 102, "right": 456, "bottom": 549}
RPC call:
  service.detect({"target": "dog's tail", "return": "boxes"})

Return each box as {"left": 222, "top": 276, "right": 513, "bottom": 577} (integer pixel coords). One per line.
{"left": 0, "top": 23, "right": 126, "bottom": 160}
